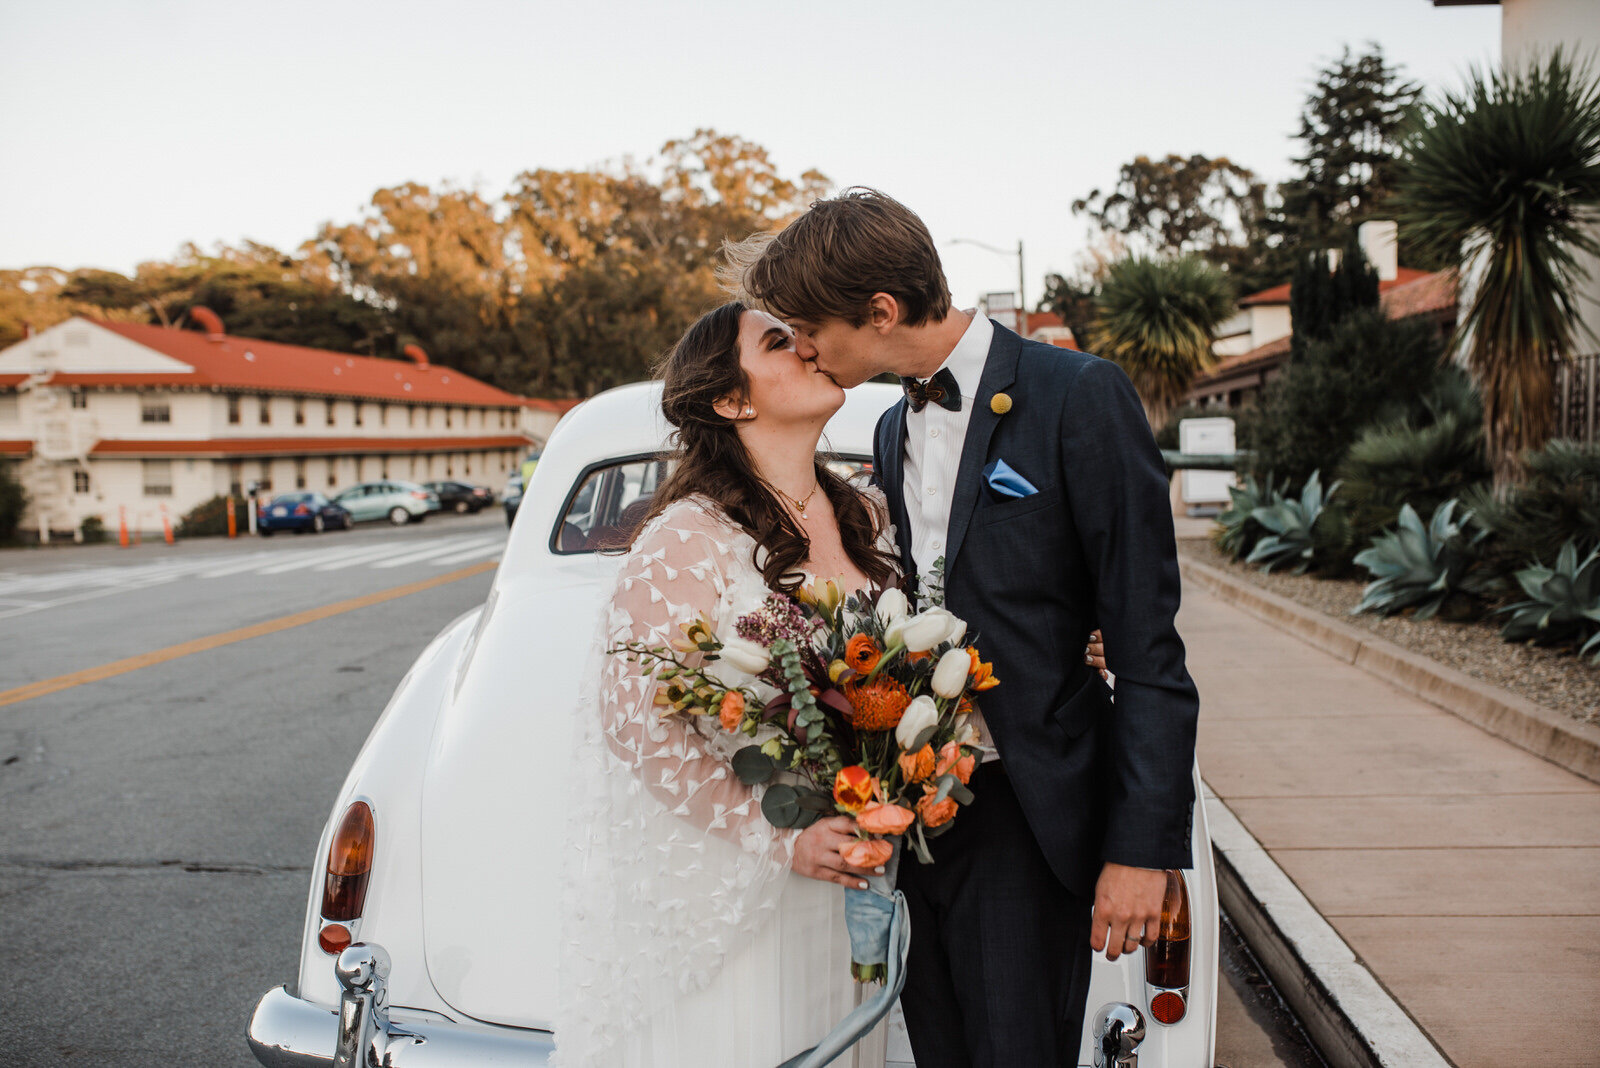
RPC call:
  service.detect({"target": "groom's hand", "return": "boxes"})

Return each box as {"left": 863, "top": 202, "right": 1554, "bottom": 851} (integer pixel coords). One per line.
{"left": 1091, "top": 862, "right": 1167, "bottom": 961}
{"left": 792, "top": 816, "right": 878, "bottom": 890}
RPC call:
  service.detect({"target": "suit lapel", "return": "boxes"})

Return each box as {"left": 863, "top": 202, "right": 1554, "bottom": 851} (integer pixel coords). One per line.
{"left": 943, "top": 322, "right": 1022, "bottom": 573}
{"left": 879, "top": 399, "right": 915, "bottom": 572}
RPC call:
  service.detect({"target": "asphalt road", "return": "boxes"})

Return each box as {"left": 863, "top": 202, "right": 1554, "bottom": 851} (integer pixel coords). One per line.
{"left": 0, "top": 510, "right": 1324, "bottom": 1067}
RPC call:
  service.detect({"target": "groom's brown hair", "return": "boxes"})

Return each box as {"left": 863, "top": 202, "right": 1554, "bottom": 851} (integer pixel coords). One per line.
{"left": 739, "top": 187, "right": 953, "bottom": 328}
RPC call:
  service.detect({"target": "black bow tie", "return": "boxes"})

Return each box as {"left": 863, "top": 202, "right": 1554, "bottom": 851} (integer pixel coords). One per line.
{"left": 900, "top": 368, "right": 963, "bottom": 413}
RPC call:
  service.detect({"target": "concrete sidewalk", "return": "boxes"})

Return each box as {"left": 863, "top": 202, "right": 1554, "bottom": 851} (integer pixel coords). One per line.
{"left": 1179, "top": 578, "right": 1600, "bottom": 1067}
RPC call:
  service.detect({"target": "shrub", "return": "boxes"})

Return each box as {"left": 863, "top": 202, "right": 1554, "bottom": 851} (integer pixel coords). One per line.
{"left": 1497, "top": 539, "right": 1600, "bottom": 663}
{"left": 177, "top": 495, "right": 248, "bottom": 538}
{"left": 1463, "top": 440, "right": 1600, "bottom": 577}
{"left": 1335, "top": 369, "right": 1491, "bottom": 556}
{"left": 1352, "top": 500, "right": 1492, "bottom": 621}
{"left": 0, "top": 462, "right": 25, "bottom": 542}
{"left": 1249, "top": 309, "right": 1445, "bottom": 489}
{"left": 80, "top": 514, "right": 108, "bottom": 544}
{"left": 1247, "top": 470, "right": 1341, "bottom": 574}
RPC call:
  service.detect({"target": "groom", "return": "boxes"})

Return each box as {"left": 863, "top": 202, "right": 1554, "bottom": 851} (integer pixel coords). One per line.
{"left": 743, "top": 189, "right": 1199, "bottom": 1066}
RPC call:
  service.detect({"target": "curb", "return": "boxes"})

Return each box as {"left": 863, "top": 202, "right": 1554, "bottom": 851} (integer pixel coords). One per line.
{"left": 1178, "top": 554, "right": 1600, "bottom": 785}
{"left": 1204, "top": 788, "right": 1453, "bottom": 1068}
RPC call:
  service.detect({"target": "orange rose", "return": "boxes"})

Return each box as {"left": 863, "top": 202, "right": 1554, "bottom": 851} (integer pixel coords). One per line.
{"left": 935, "top": 741, "right": 976, "bottom": 785}
{"left": 898, "top": 744, "right": 936, "bottom": 783}
{"left": 844, "top": 633, "right": 882, "bottom": 675}
{"left": 833, "top": 765, "right": 876, "bottom": 814}
{"left": 916, "top": 787, "right": 959, "bottom": 829}
{"left": 718, "top": 691, "right": 745, "bottom": 732}
{"left": 839, "top": 837, "right": 894, "bottom": 869}
{"left": 856, "top": 800, "right": 916, "bottom": 835}
{"left": 967, "top": 647, "right": 999, "bottom": 692}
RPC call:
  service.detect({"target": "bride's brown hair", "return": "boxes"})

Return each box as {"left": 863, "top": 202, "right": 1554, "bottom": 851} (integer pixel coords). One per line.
{"left": 634, "top": 301, "right": 899, "bottom": 594}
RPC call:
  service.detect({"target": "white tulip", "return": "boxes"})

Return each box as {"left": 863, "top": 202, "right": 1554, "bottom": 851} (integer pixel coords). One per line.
{"left": 876, "top": 587, "right": 910, "bottom": 624}
{"left": 898, "top": 608, "right": 961, "bottom": 653}
{"left": 896, "top": 695, "right": 940, "bottom": 749}
{"left": 931, "top": 647, "right": 971, "bottom": 699}
{"left": 718, "top": 636, "right": 771, "bottom": 676}
{"left": 941, "top": 613, "right": 967, "bottom": 647}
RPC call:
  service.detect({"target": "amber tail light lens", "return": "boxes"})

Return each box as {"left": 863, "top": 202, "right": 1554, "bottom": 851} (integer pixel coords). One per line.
{"left": 1145, "top": 869, "right": 1191, "bottom": 1024}
{"left": 320, "top": 801, "right": 375, "bottom": 922}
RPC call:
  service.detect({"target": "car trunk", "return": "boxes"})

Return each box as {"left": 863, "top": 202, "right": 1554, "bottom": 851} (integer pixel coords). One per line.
{"left": 419, "top": 560, "right": 614, "bottom": 1030}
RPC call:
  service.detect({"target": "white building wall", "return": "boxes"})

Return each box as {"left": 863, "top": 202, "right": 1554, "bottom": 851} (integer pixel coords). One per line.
{"left": 1248, "top": 305, "right": 1293, "bottom": 350}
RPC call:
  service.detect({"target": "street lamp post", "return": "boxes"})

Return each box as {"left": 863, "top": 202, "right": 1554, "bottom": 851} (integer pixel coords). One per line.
{"left": 949, "top": 238, "right": 1026, "bottom": 334}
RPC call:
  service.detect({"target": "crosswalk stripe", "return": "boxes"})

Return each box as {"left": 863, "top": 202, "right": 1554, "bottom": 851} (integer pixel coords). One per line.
{"left": 195, "top": 551, "right": 292, "bottom": 579}
{"left": 252, "top": 544, "right": 387, "bottom": 575}
{"left": 427, "top": 540, "right": 508, "bottom": 567}
{"left": 310, "top": 541, "right": 437, "bottom": 571}
{"left": 368, "top": 536, "right": 496, "bottom": 569}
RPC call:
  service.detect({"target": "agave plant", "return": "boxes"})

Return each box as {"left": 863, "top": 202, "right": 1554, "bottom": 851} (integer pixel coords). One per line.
{"left": 1214, "top": 473, "right": 1281, "bottom": 560}
{"left": 1246, "top": 470, "right": 1340, "bottom": 574}
{"left": 1351, "top": 500, "right": 1490, "bottom": 620}
{"left": 1497, "top": 539, "right": 1600, "bottom": 663}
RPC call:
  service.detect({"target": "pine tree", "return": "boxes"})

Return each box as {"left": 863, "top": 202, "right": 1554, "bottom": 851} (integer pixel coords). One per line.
{"left": 1287, "top": 229, "right": 1380, "bottom": 359}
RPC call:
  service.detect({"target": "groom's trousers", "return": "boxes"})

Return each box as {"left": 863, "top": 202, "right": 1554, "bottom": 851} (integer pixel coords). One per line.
{"left": 896, "top": 763, "right": 1095, "bottom": 1068}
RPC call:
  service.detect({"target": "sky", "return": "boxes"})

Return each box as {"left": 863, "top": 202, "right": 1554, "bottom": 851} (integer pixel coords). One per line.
{"left": 0, "top": 0, "right": 1501, "bottom": 308}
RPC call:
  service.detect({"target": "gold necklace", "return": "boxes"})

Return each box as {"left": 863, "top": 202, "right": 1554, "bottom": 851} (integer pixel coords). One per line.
{"left": 779, "top": 482, "right": 820, "bottom": 520}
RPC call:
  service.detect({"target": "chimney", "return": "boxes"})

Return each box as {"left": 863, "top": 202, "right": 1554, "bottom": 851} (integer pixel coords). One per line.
{"left": 189, "top": 305, "right": 226, "bottom": 341}
{"left": 402, "top": 343, "right": 432, "bottom": 371}
{"left": 1359, "top": 220, "right": 1399, "bottom": 282}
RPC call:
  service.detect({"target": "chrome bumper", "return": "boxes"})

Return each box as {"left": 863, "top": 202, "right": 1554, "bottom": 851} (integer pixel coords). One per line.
{"left": 248, "top": 943, "right": 554, "bottom": 1067}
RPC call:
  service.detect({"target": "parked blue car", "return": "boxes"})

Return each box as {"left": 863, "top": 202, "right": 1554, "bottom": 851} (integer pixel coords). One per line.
{"left": 257, "top": 492, "right": 354, "bottom": 536}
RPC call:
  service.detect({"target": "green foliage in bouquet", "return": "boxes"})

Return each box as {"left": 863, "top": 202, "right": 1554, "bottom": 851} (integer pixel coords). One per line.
{"left": 1246, "top": 470, "right": 1341, "bottom": 574}
{"left": 1496, "top": 540, "right": 1600, "bottom": 663}
{"left": 1352, "top": 500, "right": 1492, "bottom": 621}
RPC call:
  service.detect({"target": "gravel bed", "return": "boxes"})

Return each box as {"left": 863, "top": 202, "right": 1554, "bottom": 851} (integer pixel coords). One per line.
{"left": 1177, "top": 535, "right": 1600, "bottom": 726}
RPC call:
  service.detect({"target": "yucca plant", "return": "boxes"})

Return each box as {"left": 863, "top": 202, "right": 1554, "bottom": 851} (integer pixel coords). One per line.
{"left": 1497, "top": 539, "right": 1600, "bottom": 663}
{"left": 1247, "top": 470, "right": 1341, "bottom": 574}
{"left": 1390, "top": 49, "right": 1600, "bottom": 487}
{"left": 1090, "top": 255, "right": 1235, "bottom": 428}
{"left": 1352, "top": 500, "right": 1491, "bottom": 620}
{"left": 1214, "top": 473, "right": 1281, "bottom": 560}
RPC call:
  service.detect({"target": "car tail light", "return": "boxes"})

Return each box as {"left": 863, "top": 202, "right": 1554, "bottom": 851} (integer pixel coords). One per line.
{"left": 320, "top": 801, "right": 374, "bottom": 922}
{"left": 318, "top": 923, "right": 353, "bottom": 954}
{"left": 294, "top": 504, "right": 310, "bottom": 516}
{"left": 410, "top": 490, "right": 429, "bottom": 500}
{"left": 1145, "top": 869, "right": 1191, "bottom": 1024}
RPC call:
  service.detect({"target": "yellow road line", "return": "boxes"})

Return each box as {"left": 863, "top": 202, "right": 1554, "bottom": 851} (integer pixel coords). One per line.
{"left": 0, "top": 559, "right": 498, "bottom": 709}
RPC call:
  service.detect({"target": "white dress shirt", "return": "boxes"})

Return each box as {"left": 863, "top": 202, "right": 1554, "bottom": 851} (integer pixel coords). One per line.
{"left": 901, "top": 312, "right": 1001, "bottom": 761}
{"left": 901, "top": 311, "right": 993, "bottom": 584}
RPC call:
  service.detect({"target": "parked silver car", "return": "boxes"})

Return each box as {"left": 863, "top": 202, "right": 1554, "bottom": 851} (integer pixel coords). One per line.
{"left": 330, "top": 480, "right": 441, "bottom": 525}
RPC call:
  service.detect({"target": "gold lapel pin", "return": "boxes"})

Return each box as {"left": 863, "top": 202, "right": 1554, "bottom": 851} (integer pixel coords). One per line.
{"left": 990, "top": 392, "right": 1013, "bottom": 415}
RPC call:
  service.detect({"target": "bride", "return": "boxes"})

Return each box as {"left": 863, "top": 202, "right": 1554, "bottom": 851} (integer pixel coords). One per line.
{"left": 553, "top": 301, "right": 901, "bottom": 1067}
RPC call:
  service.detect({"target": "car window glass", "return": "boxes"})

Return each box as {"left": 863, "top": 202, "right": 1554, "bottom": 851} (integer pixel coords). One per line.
{"left": 554, "top": 458, "right": 670, "bottom": 554}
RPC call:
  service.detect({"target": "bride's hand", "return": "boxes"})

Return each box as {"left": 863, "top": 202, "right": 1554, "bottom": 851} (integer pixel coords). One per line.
{"left": 1085, "top": 629, "right": 1109, "bottom": 680}
{"left": 793, "top": 816, "right": 878, "bottom": 889}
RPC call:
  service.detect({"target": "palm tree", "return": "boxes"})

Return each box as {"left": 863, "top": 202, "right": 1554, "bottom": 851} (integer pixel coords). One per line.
{"left": 1089, "top": 255, "right": 1234, "bottom": 428}
{"left": 1390, "top": 49, "right": 1600, "bottom": 488}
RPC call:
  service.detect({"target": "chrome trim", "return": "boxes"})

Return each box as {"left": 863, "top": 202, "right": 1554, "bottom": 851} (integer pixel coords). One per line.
{"left": 247, "top": 984, "right": 556, "bottom": 1067}
{"left": 1091, "top": 1002, "right": 1146, "bottom": 1068}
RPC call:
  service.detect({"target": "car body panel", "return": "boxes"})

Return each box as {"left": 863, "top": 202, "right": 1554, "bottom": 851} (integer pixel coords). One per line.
{"left": 257, "top": 492, "right": 352, "bottom": 533}
{"left": 333, "top": 480, "right": 441, "bottom": 523}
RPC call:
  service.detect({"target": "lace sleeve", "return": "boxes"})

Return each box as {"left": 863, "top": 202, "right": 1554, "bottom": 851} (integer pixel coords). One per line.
{"left": 599, "top": 510, "right": 800, "bottom": 861}
{"left": 554, "top": 500, "right": 803, "bottom": 1066}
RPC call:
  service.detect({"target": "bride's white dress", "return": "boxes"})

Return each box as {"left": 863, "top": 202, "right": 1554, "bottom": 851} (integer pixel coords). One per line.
{"left": 553, "top": 493, "right": 891, "bottom": 1068}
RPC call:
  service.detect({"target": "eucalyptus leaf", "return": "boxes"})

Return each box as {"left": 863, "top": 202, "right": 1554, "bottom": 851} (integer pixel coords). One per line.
{"left": 949, "top": 782, "right": 975, "bottom": 806}
{"left": 761, "top": 784, "right": 801, "bottom": 828}
{"left": 731, "top": 747, "right": 776, "bottom": 785}
{"left": 932, "top": 773, "right": 958, "bottom": 806}
{"left": 910, "top": 725, "right": 938, "bottom": 752}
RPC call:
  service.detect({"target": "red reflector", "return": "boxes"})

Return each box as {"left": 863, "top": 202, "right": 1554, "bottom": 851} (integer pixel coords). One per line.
{"left": 1145, "top": 870, "right": 1192, "bottom": 991}
{"left": 318, "top": 923, "right": 352, "bottom": 954}
{"left": 1150, "top": 990, "right": 1186, "bottom": 1024}
{"left": 294, "top": 504, "right": 310, "bottom": 515}
{"left": 321, "top": 802, "right": 374, "bottom": 921}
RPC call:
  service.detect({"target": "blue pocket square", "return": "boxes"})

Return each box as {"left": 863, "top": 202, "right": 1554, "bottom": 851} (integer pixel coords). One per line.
{"left": 982, "top": 459, "right": 1038, "bottom": 499}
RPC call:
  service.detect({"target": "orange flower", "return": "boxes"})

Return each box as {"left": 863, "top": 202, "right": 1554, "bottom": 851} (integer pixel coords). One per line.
{"left": 967, "top": 647, "right": 999, "bottom": 692}
{"left": 840, "top": 837, "right": 894, "bottom": 869}
{"left": 844, "top": 633, "right": 882, "bottom": 675}
{"left": 856, "top": 800, "right": 916, "bottom": 835}
{"left": 935, "top": 741, "right": 976, "bottom": 785}
{"left": 844, "top": 676, "right": 911, "bottom": 731}
{"left": 833, "top": 765, "right": 876, "bottom": 814}
{"left": 718, "top": 691, "right": 745, "bottom": 732}
{"left": 898, "top": 744, "right": 936, "bottom": 783}
{"left": 916, "top": 787, "right": 959, "bottom": 829}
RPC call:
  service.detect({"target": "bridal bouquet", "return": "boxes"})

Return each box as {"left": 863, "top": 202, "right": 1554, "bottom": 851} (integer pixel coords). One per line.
{"left": 611, "top": 567, "right": 997, "bottom": 981}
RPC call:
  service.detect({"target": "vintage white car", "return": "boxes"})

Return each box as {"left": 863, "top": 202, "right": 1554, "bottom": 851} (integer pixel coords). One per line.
{"left": 246, "top": 381, "right": 1219, "bottom": 1068}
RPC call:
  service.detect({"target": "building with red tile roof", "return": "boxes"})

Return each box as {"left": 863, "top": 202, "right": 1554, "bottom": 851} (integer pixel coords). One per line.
{"left": 0, "top": 315, "right": 581, "bottom": 538}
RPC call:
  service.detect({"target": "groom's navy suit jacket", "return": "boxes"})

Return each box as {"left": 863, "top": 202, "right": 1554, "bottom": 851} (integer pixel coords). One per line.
{"left": 873, "top": 322, "right": 1199, "bottom": 897}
